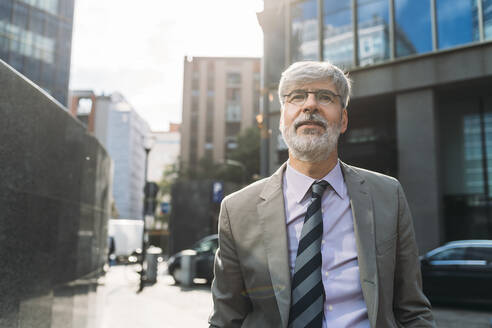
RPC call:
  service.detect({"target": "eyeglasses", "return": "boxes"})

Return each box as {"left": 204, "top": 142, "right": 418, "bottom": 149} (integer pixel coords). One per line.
{"left": 283, "top": 89, "right": 343, "bottom": 107}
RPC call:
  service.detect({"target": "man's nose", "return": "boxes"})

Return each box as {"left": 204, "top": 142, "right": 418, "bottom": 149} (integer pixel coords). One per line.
{"left": 301, "top": 93, "right": 318, "bottom": 113}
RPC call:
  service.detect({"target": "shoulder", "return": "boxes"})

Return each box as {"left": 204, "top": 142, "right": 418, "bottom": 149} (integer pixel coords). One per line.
{"left": 222, "top": 177, "right": 269, "bottom": 207}
{"left": 222, "top": 163, "right": 286, "bottom": 208}
{"left": 343, "top": 163, "right": 401, "bottom": 192}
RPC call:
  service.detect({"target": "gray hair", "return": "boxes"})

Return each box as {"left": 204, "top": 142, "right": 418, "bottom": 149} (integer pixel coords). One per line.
{"left": 278, "top": 61, "right": 352, "bottom": 109}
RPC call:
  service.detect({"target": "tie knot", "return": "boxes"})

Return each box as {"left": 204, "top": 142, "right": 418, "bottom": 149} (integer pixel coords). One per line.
{"left": 311, "top": 180, "right": 329, "bottom": 198}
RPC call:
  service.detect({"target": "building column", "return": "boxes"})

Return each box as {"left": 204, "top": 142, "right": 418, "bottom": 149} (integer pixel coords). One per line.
{"left": 396, "top": 89, "right": 440, "bottom": 253}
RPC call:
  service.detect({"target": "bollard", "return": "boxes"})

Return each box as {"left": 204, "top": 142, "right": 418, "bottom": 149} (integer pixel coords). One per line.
{"left": 180, "top": 250, "right": 197, "bottom": 287}
{"left": 145, "top": 246, "right": 162, "bottom": 283}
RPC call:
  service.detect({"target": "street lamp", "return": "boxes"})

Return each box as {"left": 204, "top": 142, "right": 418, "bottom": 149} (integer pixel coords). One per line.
{"left": 138, "top": 136, "right": 154, "bottom": 293}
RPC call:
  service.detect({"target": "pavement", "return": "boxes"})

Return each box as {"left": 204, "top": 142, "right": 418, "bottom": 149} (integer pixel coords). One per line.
{"left": 95, "top": 264, "right": 212, "bottom": 328}
{"left": 96, "top": 264, "right": 492, "bottom": 328}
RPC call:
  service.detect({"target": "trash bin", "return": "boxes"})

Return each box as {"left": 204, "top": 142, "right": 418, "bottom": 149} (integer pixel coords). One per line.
{"left": 145, "top": 246, "right": 162, "bottom": 283}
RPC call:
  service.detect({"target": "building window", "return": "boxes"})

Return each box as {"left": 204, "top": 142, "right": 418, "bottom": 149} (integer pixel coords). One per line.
{"left": 394, "top": 0, "right": 432, "bottom": 57}
{"left": 226, "top": 73, "right": 241, "bottom": 123}
{"left": 0, "top": 1, "right": 13, "bottom": 22}
{"left": 436, "top": 0, "right": 479, "bottom": 49}
{"left": 192, "top": 70, "right": 199, "bottom": 90}
{"left": 291, "top": 0, "right": 319, "bottom": 61}
{"left": 19, "top": 0, "right": 59, "bottom": 15}
{"left": 483, "top": 0, "right": 492, "bottom": 40}
{"left": 226, "top": 72, "right": 241, "bottom": 86}
{"left": 12, "top": 2, "right": 28, "bottom": 29}
{"left": 357, "top": 0, "right": 390, "bottom": 66}
{"left": 439, "top": 92, "right": 492, "bottom": 241}
{"left": 226, "top": 103, "right": 241, "bottom": 122}
{"left": 191, "top": 96, "right": 199, "bottom": 114}
{"left": 225, "top": 135, "right": 239, "bottom": 149}
{"left": 323, "top": 0, "right": 353, "bottom": 69}
{"left": 0, "top": 35, "right": 9, "bottom": 59}
{"left": 253, "top": 71, "right": 261, "bottom": 116}
{"left": 207, "top": 62, "right": 215, "bottom": 91}
{"left": 338, "top": 96, "right": 396, "bottom": 177}
{"left": 206, "top": 97, "right": 214, "bottom": 143}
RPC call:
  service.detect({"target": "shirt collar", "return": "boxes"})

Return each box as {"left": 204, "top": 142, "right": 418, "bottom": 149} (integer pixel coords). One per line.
{"left": 285, "top": 160, "right": 345, "bottom": 203}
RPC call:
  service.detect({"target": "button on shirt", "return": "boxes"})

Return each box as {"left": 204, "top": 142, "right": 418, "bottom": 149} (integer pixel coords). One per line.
{"left": 283, "top": 161, "right": 370, "bottom": 328}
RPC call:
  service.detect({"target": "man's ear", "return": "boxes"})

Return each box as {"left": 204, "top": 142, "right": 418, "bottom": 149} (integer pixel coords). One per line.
{"left": 340, "top": 108, "right": 348, "bottom": 134}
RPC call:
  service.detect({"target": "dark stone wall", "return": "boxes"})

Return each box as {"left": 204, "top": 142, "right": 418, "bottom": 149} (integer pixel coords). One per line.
{"left": 0, "top": 60, "right": 112, "bottom": 327}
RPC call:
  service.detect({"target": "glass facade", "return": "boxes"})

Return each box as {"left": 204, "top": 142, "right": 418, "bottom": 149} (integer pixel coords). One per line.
{"left": 440, "top": 91, "right": 492, "bottom": 241}
{"left": 0, "top": 0, "right": 74, "bottom": 106}
{"left": 291, "top": 0, "right": 318, "bottom": 61}
{"left": 288, "top": 0, "right": 491, "bottom": 67}
{"left": 436, "top": 0, "right": 479, "bottom": 49}
{"left": 484, "top": 0, "right": 492, "bottom": 40}
{"left": 323, "top": 0, "right": 353, "bottom": 68}
{"left": 394, "top": 0, "right": 432, "bottom": 57}
{"left": 339, "top": 96, "right": 397, "bottom": 176}
{"left": 357, "top": 0, "right": 389, "bottom": 66}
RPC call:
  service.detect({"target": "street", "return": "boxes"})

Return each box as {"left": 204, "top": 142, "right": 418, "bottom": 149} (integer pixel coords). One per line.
{"left": 97, "top": 265, "right": 492, "bottom": 328}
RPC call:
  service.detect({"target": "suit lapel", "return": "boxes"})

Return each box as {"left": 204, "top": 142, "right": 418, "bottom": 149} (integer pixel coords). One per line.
{"left": 257, "top": 163, "right": 291, "bottom": 328}
{"left": 340, "top": 161, "right": 379, "bottom": 328}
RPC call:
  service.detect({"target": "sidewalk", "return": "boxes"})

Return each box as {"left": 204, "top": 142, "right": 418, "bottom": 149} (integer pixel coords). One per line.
{"left": 96, "top": 264, "right": 212, "bottom": 328}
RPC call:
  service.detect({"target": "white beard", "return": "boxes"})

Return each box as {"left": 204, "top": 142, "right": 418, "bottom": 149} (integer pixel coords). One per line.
{"left": 280, "top": 112, "right": 341, "bottom": 163}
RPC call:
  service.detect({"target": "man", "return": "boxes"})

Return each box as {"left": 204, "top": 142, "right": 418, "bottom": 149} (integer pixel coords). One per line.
{"left": 209, "top": 61, "right": 435, "bottom": 328}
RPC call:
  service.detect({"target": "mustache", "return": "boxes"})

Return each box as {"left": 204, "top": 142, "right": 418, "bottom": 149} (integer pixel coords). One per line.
{"left": 293, "top": 113, "right": 328, "bottom": 130}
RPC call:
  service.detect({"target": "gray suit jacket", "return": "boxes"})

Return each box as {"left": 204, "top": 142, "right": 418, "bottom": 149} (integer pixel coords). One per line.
{"left": 209, "top": 162, "right": 435, "bottom": 328}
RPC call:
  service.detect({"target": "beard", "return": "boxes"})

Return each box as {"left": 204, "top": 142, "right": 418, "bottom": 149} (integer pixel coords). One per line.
{"left": 279, "top": 112, "right": 342, "bottom": 163}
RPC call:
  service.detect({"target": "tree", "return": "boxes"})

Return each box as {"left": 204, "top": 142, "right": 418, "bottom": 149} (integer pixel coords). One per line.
{"left": 159, "top": 126, "right": 261, "bottom": 188}
{"left": 227, "top": 126, "right": 260, "bottom": 183}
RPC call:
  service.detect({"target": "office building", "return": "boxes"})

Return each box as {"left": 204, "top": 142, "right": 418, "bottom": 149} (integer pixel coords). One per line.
{"left": 148, "top": 123, "right": 181, "bottom": 183}
{"left": 70, "top": 91, "right": 151, "bottom": 220}
{"left": 180, "top": 56, "right": 261, "bottom": 169}
{"left": 258, "top": 0, "right": 492, "bottom": 252}
{"left": 0, "top": 0, "right": 75, "bottom": 106}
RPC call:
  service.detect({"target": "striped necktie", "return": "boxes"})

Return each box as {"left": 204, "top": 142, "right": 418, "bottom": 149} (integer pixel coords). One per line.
{"left": 288, "top": 180, "right": 329, "bottom": 328}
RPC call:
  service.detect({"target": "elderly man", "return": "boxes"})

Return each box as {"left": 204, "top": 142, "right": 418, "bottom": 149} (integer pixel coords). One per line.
{"left": 209, "top": 61, "right": 435, "bottom": 328}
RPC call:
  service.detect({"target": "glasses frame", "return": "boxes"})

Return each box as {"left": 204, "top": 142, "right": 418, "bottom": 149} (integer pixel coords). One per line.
{"left": 283, "top": 89, "right": 344, "bottom": 107}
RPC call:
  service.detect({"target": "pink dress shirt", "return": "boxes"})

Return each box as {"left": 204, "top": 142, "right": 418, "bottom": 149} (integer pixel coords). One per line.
{"left": 282, "top": 161, "right": 370, "bottom": 328}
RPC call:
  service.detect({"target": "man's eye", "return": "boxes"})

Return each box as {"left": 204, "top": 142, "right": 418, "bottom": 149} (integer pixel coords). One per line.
{"left": 318, "top": 92, "right": 334, "bottom": 102}
{"left": 290, "top": 93, "right": 305, "bottom": 100}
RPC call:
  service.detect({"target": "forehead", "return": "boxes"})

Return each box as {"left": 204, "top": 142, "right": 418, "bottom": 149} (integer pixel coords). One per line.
{"left": 290, "top": 80, "right": 337, "bottom": 93}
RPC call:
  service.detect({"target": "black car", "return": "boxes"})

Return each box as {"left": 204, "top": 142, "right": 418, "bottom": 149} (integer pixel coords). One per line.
{"left": 167, "top": 234, "right": 218, "bottom": 284}
{"left": 420, "top": 240, "right": 492, "bottom": 304}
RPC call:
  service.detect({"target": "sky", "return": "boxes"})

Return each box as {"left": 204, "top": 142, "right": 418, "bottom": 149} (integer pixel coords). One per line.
{"left": 69, "top": 0, "right": 264, "bottom": 131}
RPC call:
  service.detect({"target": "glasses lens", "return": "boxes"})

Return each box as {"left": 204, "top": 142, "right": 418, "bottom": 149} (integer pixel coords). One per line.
{"left": 288, "top": 91, "right": 307, "bottom": 105}
{"left": 316, "top": 91, "right": 335, "bottom": 105}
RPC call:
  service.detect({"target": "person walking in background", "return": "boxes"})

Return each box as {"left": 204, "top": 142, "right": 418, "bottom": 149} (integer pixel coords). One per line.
{"left": 209, "top": 61, "right": 435, "bottom": 328}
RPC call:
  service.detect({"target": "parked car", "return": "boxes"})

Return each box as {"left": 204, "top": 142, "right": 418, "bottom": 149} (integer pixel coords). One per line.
{"left": 167, "top": 234, "right": 218, "bottom": 284}
{"left": 420, "top": 240, "right": 492, "bottom": 304}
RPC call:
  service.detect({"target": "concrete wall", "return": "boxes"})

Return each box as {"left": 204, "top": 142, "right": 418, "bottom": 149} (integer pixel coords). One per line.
{"left": 396, "top": 89, "right": 441, "bottom": 253}
{"left": 0, "top": 60, "right": 112, "bottom": 327}
{"left": 350, "top": 42, "right": 492, "bottom": 99}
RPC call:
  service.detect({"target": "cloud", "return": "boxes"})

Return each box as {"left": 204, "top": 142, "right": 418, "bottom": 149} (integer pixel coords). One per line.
{"left": 70, "top": 0, "right": 263, "bottom": 131}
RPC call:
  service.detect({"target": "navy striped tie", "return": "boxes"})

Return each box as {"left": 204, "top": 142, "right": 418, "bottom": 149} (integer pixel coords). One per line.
{"left": 288, "top": 180, "right": 329, "bottom": 328}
